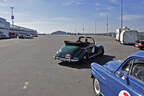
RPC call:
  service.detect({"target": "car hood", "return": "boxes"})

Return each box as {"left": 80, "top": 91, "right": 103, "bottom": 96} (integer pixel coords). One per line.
{"left": 103, "top": 60, "right": 123, "bottom": 72}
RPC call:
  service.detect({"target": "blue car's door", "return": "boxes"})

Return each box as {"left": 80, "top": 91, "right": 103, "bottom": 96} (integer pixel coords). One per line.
{"left": 127, "top": 58, "right": 144, "bottom": 96}
{"left": 103, "top": 58, "right": 143, "bottom": 96}
{"left": 100, "top": 72, "right": 130, "bottom": 96}
{"left": 128, "top": 76, "right": 144, "bottom": 96}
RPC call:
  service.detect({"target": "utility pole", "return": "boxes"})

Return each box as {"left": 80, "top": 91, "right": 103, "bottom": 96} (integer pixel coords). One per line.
{"left": 82, "top": 24, "right": 84, "bottom": 35}
{"left": 75, "top": 25, "right": 77, "bottom": 35}
{"left": 95, "top": 20, "right": 97, "bottom": 35}
{"left": 106, "top": 15, "right": 108, "bottom": 33}
{"left": 119, "top": 0, "right": 123, "bottom": 40}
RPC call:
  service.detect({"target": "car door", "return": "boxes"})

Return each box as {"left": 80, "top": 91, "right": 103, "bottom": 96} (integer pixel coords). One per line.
{"left": 114, "top": 58, "right": 144, "bottom": 96}
{"left": 86, "top": 45, "right": 96, "bottom": 58}
{"left": 103, "top": 58, "right": 142, "bottom": 96}
{"left": 127, "top": 58, "right": 144, "bottom": 96}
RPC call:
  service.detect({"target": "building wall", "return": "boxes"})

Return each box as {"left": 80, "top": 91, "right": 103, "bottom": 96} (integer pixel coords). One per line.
{"left": 12, "top": 25, "right": 38, "bottom": 37}
{"left": 18, "top": 30, "right": 38, "bottom": 37}
{"left": 0, "top": 17, "right": 10, "bottom": 38}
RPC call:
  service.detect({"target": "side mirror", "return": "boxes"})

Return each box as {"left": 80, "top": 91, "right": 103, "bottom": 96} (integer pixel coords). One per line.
{"left": 116, "top": 71, "right": 130, "bottom": 85}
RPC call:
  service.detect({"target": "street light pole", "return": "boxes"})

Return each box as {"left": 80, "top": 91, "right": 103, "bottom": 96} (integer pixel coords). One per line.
{"left": 120, "top": 0, "right": 123, "bottom": 30}
{"left": 10, "top": 7, "right": 14, "bottom": 28}
{"left": 95, "top": 20, "right": 97, "bottom": 35}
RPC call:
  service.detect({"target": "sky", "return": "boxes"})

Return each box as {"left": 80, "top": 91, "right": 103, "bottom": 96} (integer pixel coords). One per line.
{"left": 0, "top": 0, "right": 144, "bottom": 33}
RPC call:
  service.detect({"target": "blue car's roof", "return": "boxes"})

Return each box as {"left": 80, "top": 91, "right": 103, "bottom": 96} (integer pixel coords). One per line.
{"left": 130, "top": 51, "right": 144, "bottom": 58}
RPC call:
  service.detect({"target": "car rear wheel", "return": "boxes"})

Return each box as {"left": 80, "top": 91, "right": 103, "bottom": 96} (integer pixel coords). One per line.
{"left": 81, "top": 53, "right": 89, "bottom": 63}
{"left": 83, "top": 55, "right": 87, "bottom": 60}
{"left": 83, "top": 53, "right": 88, "bottom": 59}
{"left": 93, "top": 78, "right": 101, "bottom": 96}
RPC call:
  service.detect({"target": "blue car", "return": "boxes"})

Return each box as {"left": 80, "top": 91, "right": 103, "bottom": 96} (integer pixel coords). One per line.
{"left": 91, "top": 51, "right": 144, "bottom": 96}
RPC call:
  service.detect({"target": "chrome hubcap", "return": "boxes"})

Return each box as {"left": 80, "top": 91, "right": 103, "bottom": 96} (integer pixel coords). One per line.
{"left": 83, "top": 56, "right": 86, "bottom": 59}
{"left": 94, "top": 79, "right": 100, "bottom": 95}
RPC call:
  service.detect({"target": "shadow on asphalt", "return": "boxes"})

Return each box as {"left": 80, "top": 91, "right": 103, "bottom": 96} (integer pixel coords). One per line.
{"left": 121, "top": 43, "right": 135, "bottom": 46}
{"left": 58, "top": 55, "right": 115, "bottom": 69}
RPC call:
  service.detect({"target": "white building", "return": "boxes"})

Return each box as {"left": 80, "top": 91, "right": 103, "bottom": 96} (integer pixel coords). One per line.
{"left": 0, "top": 17, "right": 10, "bottom": 38}
{"left": 0, "top": 17, "right": 38, "bottom": 38}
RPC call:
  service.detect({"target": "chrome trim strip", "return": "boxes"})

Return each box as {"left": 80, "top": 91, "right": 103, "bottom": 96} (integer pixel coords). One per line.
{"left": 100, "top": 93, "right": 104, "bottom": 96}
{"left": 92, "top": 67, "right": 106, "bottom": 80}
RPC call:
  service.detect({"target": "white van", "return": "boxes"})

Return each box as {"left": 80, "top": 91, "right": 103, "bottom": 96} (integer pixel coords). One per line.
{"left": 120, "top": 30, "right": 138, "bottom": 44}
{"left": 116, "top": 28, "right": 121, "bottom": 41}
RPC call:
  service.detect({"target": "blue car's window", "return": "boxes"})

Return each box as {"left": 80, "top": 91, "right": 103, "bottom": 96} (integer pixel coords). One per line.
{"left": 134, "top": 66, "right": 144, "bottom": 82}
{"left": 131, "top": 59, "right": 144, "bottom": 82}
{"left": 122, "top": 60, "right": 133, "bottom": 74}
{"left": 122, "top": 59, "right": 144, "bottom": 82}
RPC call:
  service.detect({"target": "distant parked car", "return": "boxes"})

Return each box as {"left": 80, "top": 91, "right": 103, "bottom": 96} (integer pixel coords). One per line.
{"left": 19, "top": 34, "right": 33, "bottom": 39}
{"left": 0, "top": 33, "right": 6, "bottom": 39}
{"left": 0, "top": 32, "right": 9, "bottom": 39}
{"left": 135, "top": 40, "right": 144, "bottom": 50}
{"left": 24, "top": 34, "right": 33, "bottom": 39}
{"left": 18, "top": 34, "right": 24, "bottom": 39}
{"left": 54, "top": 36, "right": 104, "bottom": 62}
{"left": 91, "top": 51, "right": 144, "bottom": 96}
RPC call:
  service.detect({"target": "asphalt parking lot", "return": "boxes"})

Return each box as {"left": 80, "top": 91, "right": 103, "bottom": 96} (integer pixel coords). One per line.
{"left": 0, "top": 35, "right": 139, "bottom": 96}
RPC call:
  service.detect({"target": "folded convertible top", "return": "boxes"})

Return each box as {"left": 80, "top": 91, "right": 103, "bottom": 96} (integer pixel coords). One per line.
{"left": 64, "top": 41, "right": 88, "bottom": 47}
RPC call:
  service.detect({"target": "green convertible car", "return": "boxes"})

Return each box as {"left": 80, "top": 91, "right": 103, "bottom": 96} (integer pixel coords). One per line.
{"left": 54, "top": 36, "right": 104, "bottom": 62}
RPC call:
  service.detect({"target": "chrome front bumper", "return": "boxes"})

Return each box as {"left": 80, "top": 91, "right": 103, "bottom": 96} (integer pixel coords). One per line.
{"left": 54, "top": 56, "right": 79, "bottom": 62}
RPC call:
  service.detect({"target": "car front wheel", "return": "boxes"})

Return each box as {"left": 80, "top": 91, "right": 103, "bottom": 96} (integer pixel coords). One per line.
{"left": 140, "top": 47, "right": 143, "bottom": 50}
{"left": 93, "top": 78, "right": 101, "bottom": 96}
